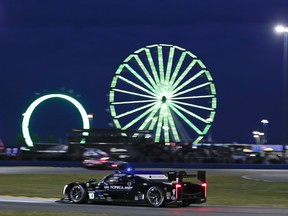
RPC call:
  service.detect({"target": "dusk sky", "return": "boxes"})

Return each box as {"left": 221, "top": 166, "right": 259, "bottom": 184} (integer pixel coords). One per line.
{"left": 1, "top": 0, "right": 288, "bottom": 146}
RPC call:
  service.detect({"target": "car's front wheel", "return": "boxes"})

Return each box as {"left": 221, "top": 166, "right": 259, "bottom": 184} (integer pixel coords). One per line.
{"left": 69, "top": 184, "right": 88, "bottom": 204}
{"left": 146, "top": 186, "right": 165, "bottom": 207}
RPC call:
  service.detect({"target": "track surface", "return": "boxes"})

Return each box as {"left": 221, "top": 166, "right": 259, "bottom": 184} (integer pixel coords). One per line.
{"left": 0, "top": 198, "right": 287, "bottom": 216}
{"left": 0, "top": 167, "right": 288, "bottom": 215}
{"left": 0, "top": 167, "right": 287, "bottom": 182}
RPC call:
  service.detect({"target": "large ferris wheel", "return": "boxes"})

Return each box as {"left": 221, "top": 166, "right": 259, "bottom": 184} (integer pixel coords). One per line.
{"left": 109, "top": 44, "right": 217, "bottom": 144}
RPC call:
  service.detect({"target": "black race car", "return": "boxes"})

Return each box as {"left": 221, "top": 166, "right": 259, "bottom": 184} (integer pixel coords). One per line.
{"left": 62, "top": 169, "right": 207, "bottom": 207}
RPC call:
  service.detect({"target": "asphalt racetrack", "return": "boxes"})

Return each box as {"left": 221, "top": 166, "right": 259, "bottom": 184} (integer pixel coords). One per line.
{"left": 0, "top": 199, "right": 287, "bottom": 216}
{"left": 0, "top": 167, "right": 288, "bottom": 216}
{"left": 1, "top": 166, "right": 288, "bottom": 182}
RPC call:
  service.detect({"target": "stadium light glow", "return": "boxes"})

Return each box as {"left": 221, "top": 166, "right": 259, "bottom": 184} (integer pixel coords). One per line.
{"left": 275, "top": 25, "right": 288, "bottom": 33}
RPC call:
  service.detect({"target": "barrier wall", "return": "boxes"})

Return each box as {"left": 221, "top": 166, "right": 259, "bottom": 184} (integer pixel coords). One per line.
{"left": 0, "top": 160, "right": 287, "bottom": 169}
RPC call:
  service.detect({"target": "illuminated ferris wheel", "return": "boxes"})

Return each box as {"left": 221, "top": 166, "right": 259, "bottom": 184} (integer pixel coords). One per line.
{"left": 109, "top": 44, "right": 217, "bottom": 144}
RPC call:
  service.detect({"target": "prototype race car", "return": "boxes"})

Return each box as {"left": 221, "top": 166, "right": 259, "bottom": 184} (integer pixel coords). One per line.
{"left": 62, "top": 169, "right": 207, "bottom": 207}
{"left": 83, "top": 156, "right": 129, "bottom": 170}
{"left": 82, "top": 148, "right": 129, "bottom": 170}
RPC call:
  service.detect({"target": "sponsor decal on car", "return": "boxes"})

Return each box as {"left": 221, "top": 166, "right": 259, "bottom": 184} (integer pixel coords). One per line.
{"left": 110, "top": 185, "right": 133, "bottom": 190}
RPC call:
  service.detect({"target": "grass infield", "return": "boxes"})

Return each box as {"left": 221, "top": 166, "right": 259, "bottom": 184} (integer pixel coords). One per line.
{"left": 0, "top": 173, "right": 287, "bottom": 207}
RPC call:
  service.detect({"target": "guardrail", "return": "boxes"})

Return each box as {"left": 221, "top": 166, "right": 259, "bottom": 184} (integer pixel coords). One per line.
{"left": 0, "top": 160, "right": 287, "bottom": 169}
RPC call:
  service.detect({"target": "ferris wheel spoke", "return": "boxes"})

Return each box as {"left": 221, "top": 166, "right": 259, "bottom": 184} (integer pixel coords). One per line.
{"left": 122, "top": 105, "right": 156, "bottom": 130}
{"left": 149, "top": 116, "right": 158, "bottom": 130}
{"left": 166, "top": 107, "right": 180, "bottom": 142}
{"left": 117, "top": 75, "right": 155, "bottom": 97}
{"left": 171, "top": 59, "right": 198, "bottom": 90}
{"left": 123, "top": 64, "right": 156, "bottom": 93}
{"left": 112, "top": 99, "right": 156, "bottom": 105}
{"left": 173, "top": 100, "right": 214, "bottom": 111}
{"left": 162, "top": 109, "right": 170, "bottom": 142}
{"left": 172, "top": 70, "right": 206, "bottom": 94}
{"left": 115, "top": 102, "right": 156, "bottom": 119}
{"left": 168, "top": 104, "right": 202, "bottom": 135}
{"left": 169, "top": 52, "right": 186, "bottom": 86}
{"left": 157, "top": 46, "right": 165, "bottom": 84}
{"left": 165, "top": 47, "right": 175, "bottom": 84}
{"left": 194, "top": 136, "right": 204, "bottom": 144}
{"left": 145, "top": 48, "right": 160, "bottom": 84}
{"left": 138, "top": 104, "right": 161, "bottom": 130}
{"left": 172, "top": 95, "right": 214, "bottom": 100}
{"left": 113, "top": 88, "right": 155, "bottom": 99}
{"left": 132, "top": 55, "right": 158, "bottom": 89}
{"left": 155, "top": 108, "right": 164, "bottom": 143}
{"left": 173, "top": 82, "right": 211, "bottom": 97}
{"left": 172, "top": 103, "right": 209, "bottom": 123}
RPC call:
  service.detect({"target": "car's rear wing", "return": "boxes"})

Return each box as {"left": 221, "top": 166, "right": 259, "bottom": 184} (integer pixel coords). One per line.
{"left": 167, "top": 170, "right": 206, "bottom": 183}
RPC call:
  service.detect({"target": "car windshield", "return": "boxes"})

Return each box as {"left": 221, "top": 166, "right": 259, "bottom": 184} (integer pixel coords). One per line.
{"left": 102, "top": 174, "right": 125, "bottom": 183}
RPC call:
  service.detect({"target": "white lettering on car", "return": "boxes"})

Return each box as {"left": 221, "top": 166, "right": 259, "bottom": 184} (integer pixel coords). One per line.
{"left": 110, "top": 186, "right": 133, "bottom": 190}
{"left": 172, "top": 189, "right": 176, "bottom": 196}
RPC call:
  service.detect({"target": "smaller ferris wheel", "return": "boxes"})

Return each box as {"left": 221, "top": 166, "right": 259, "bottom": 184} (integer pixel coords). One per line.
{"left": 109, "top": 44, "right": 217, "bottom": 144}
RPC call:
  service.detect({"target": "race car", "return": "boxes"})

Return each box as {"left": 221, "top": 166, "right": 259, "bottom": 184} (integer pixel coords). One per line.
{"left": 82, "top": 148, "right": 129, "bottom": 170}
{"left": 83, "top": 156, "right": 129, "bottom": 170}
{"left": 62, "top": 169, "right": 207, "bottom": 207}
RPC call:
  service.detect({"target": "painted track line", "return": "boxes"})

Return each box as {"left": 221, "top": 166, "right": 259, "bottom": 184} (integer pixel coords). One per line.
{"left": 242, "top": 175, "right": 273, "bottom": 182}
{"left": 0, "top": 196, "right": 57, "bottom": 203}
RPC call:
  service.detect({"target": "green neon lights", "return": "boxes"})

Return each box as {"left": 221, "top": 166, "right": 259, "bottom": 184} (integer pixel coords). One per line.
{"left": 124, "top": 64, "right": 155, "bottom": 93}
{"left": 145, "top": 48, "right": 160, "bottom": 84}
{"left": 158, "top": 46, "right": 165, "bottom": 83}
{"left": 165, "top": 47, "right": 175, "bottom": 83}
{"left": 133, "top": 55, "right": 157, "bottom": 89}
{"left": 117, "top": 75, "right": 155, "bottom": 97}
{"left": 109, "top": 44, "right": 217, "bottom": 143}
{"left": 171, "top": 59, "right": 198, "bottom": 90}
{"left": 22, "top": 94, "right": 90, "bottom": 147}
{"left": 169, "top": 51, "right": 186, "bottom": 86}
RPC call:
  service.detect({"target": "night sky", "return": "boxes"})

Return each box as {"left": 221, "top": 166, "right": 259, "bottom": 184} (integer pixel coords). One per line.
{"left": 1, "top": 0, "right": 288, "bottom": 146}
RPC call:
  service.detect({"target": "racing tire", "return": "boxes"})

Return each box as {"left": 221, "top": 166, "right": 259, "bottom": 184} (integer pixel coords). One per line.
{"left": 69, "top": 184, "right": 88, "bottom": 204}
{"left": 146, "top": 186, "right": 165, "bottom": 207}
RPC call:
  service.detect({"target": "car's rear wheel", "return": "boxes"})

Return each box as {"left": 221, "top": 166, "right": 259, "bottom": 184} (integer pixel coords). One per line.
{"left": 146, "top": 186, "right": 165, "bottom": 207}
{"left": 69, "top": 184, "right": 88, "bottom": 204}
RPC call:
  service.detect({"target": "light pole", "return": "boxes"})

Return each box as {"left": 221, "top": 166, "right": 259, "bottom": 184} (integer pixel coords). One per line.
{"left": 275, "top": 25, "right": 288, "bottom": 162}
{"left": 253, "top": 134, "right": 260, "bottom": 144}
{"left": 261, "top": 119, "right": 269, "bottom": 144}
{"left": 87, "top": 113, "right": 94, "bottom": 128}
{"left": 252, "top": 131, "right": 264, "bottom": 144}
